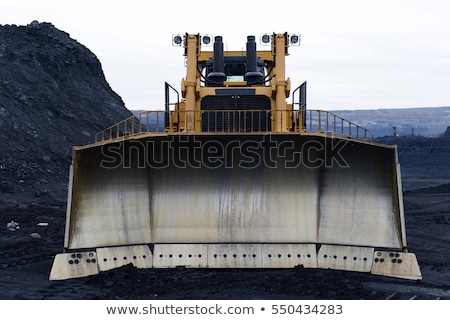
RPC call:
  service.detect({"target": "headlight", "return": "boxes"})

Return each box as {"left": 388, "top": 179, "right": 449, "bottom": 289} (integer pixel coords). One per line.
{"left": 172, "top": 34, "right": 183, "bottom": 46}
{"left": 289, "top": 33, "right": 301, "bottom": 46}
{"left": 260, "top": 33, "right": 272, "bottom": 45}
{"left": 201, "top": 34, "right": 213, "bottom": 46}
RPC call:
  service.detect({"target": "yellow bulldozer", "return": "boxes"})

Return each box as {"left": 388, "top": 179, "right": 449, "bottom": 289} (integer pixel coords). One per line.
{"left": 49, "top": 33, "right": 421, "bottom": 280}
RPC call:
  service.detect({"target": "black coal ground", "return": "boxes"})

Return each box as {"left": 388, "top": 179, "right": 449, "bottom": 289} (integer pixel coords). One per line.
{"left": 0, "top": 187, "right": 449, "bottom": 300}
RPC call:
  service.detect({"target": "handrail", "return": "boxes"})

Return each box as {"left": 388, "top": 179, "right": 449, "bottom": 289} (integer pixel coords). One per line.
{"left": 95, "top": 109, "right": 374, "bottom": 143}
{"left": 305, "top": 109, "right": 374, "bottom": 141}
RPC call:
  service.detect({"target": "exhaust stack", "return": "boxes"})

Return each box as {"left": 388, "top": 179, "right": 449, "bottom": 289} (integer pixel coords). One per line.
{"left": 245, "top": 35, "right": 263, "bottom": 84}
{"left": 206, "top": 36, "right": 226, "bottom": 85}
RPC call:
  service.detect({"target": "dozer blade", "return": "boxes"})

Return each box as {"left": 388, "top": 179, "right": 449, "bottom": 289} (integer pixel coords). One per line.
{"left": 50, "top": 133, "right": 421, "bottom": 280}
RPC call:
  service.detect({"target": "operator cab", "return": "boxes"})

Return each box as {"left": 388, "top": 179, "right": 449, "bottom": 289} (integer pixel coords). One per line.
{"left": 204, "top": 56, "right": 267, "bottom": 85}
{"left": 201, "top": 35, "right": 267, "bottom": 86}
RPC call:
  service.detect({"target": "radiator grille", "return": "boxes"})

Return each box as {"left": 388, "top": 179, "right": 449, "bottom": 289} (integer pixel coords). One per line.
{"left": 201, "top": 95, "right": 271, "bottom": 132}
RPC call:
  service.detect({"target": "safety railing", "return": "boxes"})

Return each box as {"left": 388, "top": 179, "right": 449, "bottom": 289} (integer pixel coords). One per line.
{"left": 95, "top": 111, "right": 167, "bottom": 143}
{"left": 305, "top": 109, "right": 374, "bottom": 141}
{"left": 95, "top": 109, "right": 373, "bottom": 143}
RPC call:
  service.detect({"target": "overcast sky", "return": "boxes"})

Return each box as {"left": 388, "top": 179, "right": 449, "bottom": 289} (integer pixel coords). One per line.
{"left": 2, "top": 0, "right": 450, "bottom": 111}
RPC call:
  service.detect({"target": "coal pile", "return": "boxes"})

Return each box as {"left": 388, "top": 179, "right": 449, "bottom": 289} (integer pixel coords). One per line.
{"left": 0, "top": 21, "right": 132, "bottom": 199}
{"left": 376, "top": 134, "right": 450, "bottom": 190}
{"left": 442, "top": 126, "right": 450, "bottom": 138}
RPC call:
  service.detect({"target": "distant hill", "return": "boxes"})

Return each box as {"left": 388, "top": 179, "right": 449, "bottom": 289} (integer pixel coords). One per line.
{"left": 405, "top": 182, "right": 450, "bottom": 194}
{"left": 331, "top": 107, "right": 450, "bottom": 138}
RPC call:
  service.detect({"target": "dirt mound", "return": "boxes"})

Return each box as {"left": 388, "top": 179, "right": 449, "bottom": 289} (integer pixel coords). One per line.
{"left": 376, "top": 135, "right": 450, "bottom": 190}
{"left": 442, "top": 126, "right": 450, "bottom": 138}
{"left": 406, "top": 183, "right": 450, "bottom": 194}
{"left": 0, "top": 21, "right": 132, "bottom": 198}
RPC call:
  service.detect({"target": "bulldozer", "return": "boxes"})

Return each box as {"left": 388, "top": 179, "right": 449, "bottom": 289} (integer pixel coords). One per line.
{"left": 49, "top": 32, "right": 421, "bottom": 280}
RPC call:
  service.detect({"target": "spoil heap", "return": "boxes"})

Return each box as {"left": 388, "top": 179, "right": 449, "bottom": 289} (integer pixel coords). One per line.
{"left": 0, "top": 21, "right": 132, "bottom": 198}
